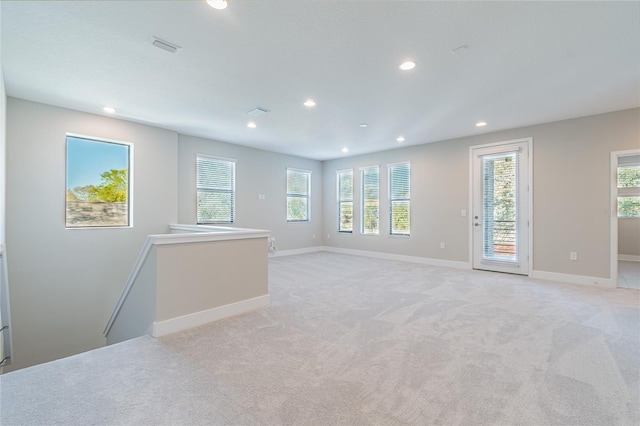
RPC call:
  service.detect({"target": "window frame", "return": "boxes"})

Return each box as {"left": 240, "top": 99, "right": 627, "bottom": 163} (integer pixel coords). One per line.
{"left": 196, "top": 154, "right": 236, "bottom": 224}
{"left": 617, "top": 164, "right": 640, "bottom": 218}
{"left": 65, "top": 133, "right": 133, "bottom": 229}
{"left": 336, "top": 169, "right": 354, "bottom": 233}
{"left": 286, "top": 168, "right": 311, "bottom": 222}
{"left": 388, "top": 161, "right": 411, "bottom": 236}
{"left": 360, "top": 165, "right": 380, "bottom": 235}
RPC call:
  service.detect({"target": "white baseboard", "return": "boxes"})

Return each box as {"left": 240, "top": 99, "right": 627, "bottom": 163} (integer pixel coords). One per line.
{"left": 618, "top": 254, "right": 640, "bottom": 262}
{"left": 269, "top": 246, "right": 323, "bottom": 257}
{"left": 152, "top": 294, "right": 270, "bottom": 337}
{"left": 531, "top": 270, "right": 614, "bottom": 288}
{"left": 322, "top": 246, "right": 472, "bottom": 270}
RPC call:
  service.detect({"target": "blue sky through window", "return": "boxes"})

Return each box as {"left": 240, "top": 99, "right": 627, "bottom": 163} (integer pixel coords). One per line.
{"left": 66, "top": 136, "right": 129, "bottom": 190}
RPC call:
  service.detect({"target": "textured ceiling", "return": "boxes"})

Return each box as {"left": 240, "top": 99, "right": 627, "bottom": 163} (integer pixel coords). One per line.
{"left": 1, "top": 1, "right": 639, "bottom": 160}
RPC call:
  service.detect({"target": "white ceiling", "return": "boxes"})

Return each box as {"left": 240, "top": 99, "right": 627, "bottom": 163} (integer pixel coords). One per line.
{"left": 1, "top": 1, "right": 639, "bottom": 160}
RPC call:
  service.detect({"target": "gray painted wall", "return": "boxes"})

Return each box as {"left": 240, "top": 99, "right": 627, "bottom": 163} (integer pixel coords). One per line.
{"left": 5, "top": 98, "right": 179, "bottom": 371}
{"left": 178, "top": 134, "right": 323, "bottom": 251}
{"left": 0, "top": 65, "right": 5, "bottom": 243}
{"left": 323, "top": 108, "right": 640, "bottom": 280}
{"left": 619, "top": 219, "right": 640, "bottom": 257}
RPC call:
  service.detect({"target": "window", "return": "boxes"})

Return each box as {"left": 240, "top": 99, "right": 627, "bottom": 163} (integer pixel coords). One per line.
{"left": 389, "top": 162, "right": 410, "bottom": 235}
{"left": 337, "top": 169, "right": 353, "bottom": 232}
{"left": 618, "top": 163, "right": 640, "bottom": 218}
{"left": 361, "top": 165, "right": 379, "bottom": 234}
{"left": 287, "top": 168, "right": 310, "bottom": 222}
{"left": 65, "top": 135, "right": 132, "bottom": 228}
{"left": 197, "top": 155, "right": 236, "bottom": 223}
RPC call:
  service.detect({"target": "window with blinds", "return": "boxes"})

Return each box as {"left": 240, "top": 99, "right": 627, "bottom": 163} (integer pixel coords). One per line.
{"left": 287, "top": 168, "right": 311, "bottom": 222}
{"left": 482, "top": 152, "right": 518, "bottom": 260}
{"left": 361, "top": 165, "right": 379, "bottom": 234}
{"left": 196, "top": 155, "right": 236, "bottom": 224}
{"left": 618, "top": 163, "right": 640, "bottom": 218}
{"left": 389, "top": 162, "right": 410, "bottom": 235}
{"left": 337, "top": 169, "right": 353, "bottom": 232}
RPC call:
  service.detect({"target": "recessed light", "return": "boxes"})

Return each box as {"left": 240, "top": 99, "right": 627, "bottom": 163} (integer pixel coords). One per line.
{"left": 247, "top": 121, "right": 257, "bottom": 128}
{"left": 341, "top": 147, "right": 349, "bottom": 153}
{"left": 206, "top": 0, "right": 228, "bottom": 9}
{"left": 396, "top": 136, "right": 405, "bottom": 143}
{"left": 304, "top": 99, "right": 316, "bottom": 107}
{"left": 399, "top": 61, "right": 416, "bottom": 71}
{"left": 360, "top": 123, "right": 368, "bottom": 128}
{"left": 103, "top": 106, "right": 116, "bottom": 114}
{"left": 476, "top": 121, "right": 487, "bottom": 127}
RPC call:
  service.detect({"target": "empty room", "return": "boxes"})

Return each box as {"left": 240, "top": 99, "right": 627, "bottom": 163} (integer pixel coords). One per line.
{"left": 0, "top": 1, "right": 639, "bottom": 425}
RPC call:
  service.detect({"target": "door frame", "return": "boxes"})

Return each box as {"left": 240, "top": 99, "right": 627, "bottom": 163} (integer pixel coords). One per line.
{"left": 469, "top": 137, "right": 533, "bottom": 276}
{"left": 610, "top": 149, "right": 640, "bottom": 287}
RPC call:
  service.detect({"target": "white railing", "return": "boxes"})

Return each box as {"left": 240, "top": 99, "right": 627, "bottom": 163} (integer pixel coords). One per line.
{"left": 0, "top": 244, "right": 12, "bottom": 368}
{"left": 104, "top": 224, "right": 270, "bottom": 340}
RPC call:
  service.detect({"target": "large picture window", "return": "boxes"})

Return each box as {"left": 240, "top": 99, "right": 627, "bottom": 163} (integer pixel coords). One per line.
{"left": 287, "top": 168, "right": 311, "bottom": 222}
{"left": 337, "top": 169, "right": 353, "bottom": 232}
{"left": 361, "top": 165, "right": 379, "bottom": 234}
{"left": 197, "top": 155, "right": 236, "bottom": 223}
{"left": 389, "top": 162, "right": 410, "bottom": 235}
{"left": 65, "top": 135, "right": 131, "bottom": 228}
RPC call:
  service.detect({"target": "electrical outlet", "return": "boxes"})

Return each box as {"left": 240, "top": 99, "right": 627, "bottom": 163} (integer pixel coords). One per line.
{"left": 440, "top": 242, "right": 445, "bottom": 249}
{"left": 569, "top": 252, "right": 578, "bottom": 261}
{"left": 461, "top": 209, "right": 467, "bottom": 217}
{"left": 312, "top": 234, "right": 316, "bottom": 239}
{"left": 327, "top": 234, "right": 330, "bottom": 239}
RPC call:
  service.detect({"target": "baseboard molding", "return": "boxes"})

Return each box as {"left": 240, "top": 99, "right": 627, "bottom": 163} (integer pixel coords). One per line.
{"left": 152, "top": 294, "right": 270, "bottom": 337}
{"left": 322, "top": 246, "right": 472, "bottom": 270}
{"left": 269, "top": 246, "right": 323, "bottom": 257}
{"left": 618, "top": 254, "right": 640, "bottom": 262}
{"left": 531, "top": 270, "right": 614, "bottom": 288}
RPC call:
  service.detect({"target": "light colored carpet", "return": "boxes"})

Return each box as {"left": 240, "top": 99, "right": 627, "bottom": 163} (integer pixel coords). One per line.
{"left": 1, "top": 252, "right": 639, "bottom": 425}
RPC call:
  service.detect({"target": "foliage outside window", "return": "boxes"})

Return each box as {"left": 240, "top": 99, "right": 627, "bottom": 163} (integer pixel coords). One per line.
{"left": 618, "top": 165, "right": 640, "bottom": 218}
{"left": 337, "top": 169, "right": 353, "bottom": 232}
{"left": 197, "top": 155, "right": 236, "bottom": 223}
{"left": 287, "top": 168, "right": 311, "bottom": 222}
{"left": 389, "top": 162, "right": 410, "bottom": 235}
{"left": 361, "top": 165, "right": 379, "bottom": 234}
{"left": 66, "top": 135, "right": 131, "bottom": 228}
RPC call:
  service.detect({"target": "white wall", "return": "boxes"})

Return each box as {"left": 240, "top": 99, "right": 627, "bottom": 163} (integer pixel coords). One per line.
{"left": 619, "top": 219, "right": 640, "bottom": 257}
{"left": 323, "top": 108, "right": 640, "bottom": 281}
{"left": 178, "top": 134, "right": 323, "bottom": 251}
{"left": 0, "top": 61, "right": 6, "bottom": 243}
{"left": 5, "top": 98, "right": 179, "bottom": 371}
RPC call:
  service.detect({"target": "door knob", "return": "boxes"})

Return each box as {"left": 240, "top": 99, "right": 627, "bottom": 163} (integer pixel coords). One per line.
{"left": 474, "top": 223, "right": 480, "bottom": 227}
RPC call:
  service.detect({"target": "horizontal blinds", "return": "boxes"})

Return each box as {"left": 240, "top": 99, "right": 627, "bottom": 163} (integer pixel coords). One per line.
{"left": 389, "top": 162, "right": 410, "bottom": 235}
{"left": 337, "top": 169, "right": 353, "bottom": 232}
{"left": 482, "top": 152, "right": 517, "bottom": 260}
{"left": 287, "top": 168, "right": 310, "bottom": 221}
{"left": 196, "top": 155, "right": 235, "bottom": 223}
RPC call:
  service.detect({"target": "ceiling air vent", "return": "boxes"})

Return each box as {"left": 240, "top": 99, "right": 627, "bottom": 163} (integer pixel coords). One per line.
{"left": 152, "top": 37, "right": 181, "bottom": 54}
{"left": 248, "top": 107, "right": 269, "bottom": 116}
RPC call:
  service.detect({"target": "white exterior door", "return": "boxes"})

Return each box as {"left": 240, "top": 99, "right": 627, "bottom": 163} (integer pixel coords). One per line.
{"left": 472, "top": 139, "right": 531, "bottom": 275}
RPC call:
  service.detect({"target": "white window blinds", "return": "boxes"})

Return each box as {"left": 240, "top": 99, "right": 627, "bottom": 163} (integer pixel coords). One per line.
{"left": 337, "top": 169, "right": 353, "bottom": 232}
{"left": 196, "top": 155, "right": 236, "bottom": 223}
{"left": 389, "top": 162, "right": 410, "bottom": 235}
{"left": 287, "top": 168, "right": 311, "bottom": 222}
{"left": 361, "top": 165, "right": 379, "bottom": 234}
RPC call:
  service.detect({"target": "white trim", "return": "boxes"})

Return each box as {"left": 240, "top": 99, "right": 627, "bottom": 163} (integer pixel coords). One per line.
{"left": 151, "top": 295, "right": 270, "bottom": 337}
{"left": 619, "top": 254, "right": 640, "bottom": 262}
{"left": 269, "top": 246, "right": 323, "bottom": 257}
{"left": 322, "top": 246, "right": 471, "bottom": 270}
{"left": 469, "top": 137, "right": 533, "bottom": 276}
{"left": 610, "top": 149, "right": 640, "bottom": 287}
{"left": 104, "top": 225, "right": 271, "bottom": 336}
{"left": 532, "top": 270, "right": 613, "bottom": 289}
{"left": 196, "top": 153, "right": 237, "bottom": 163}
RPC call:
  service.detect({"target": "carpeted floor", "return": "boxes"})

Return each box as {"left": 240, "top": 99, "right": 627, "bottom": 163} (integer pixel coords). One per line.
{"left": 1, "top": 252, "right": 639, "bottom": 425}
